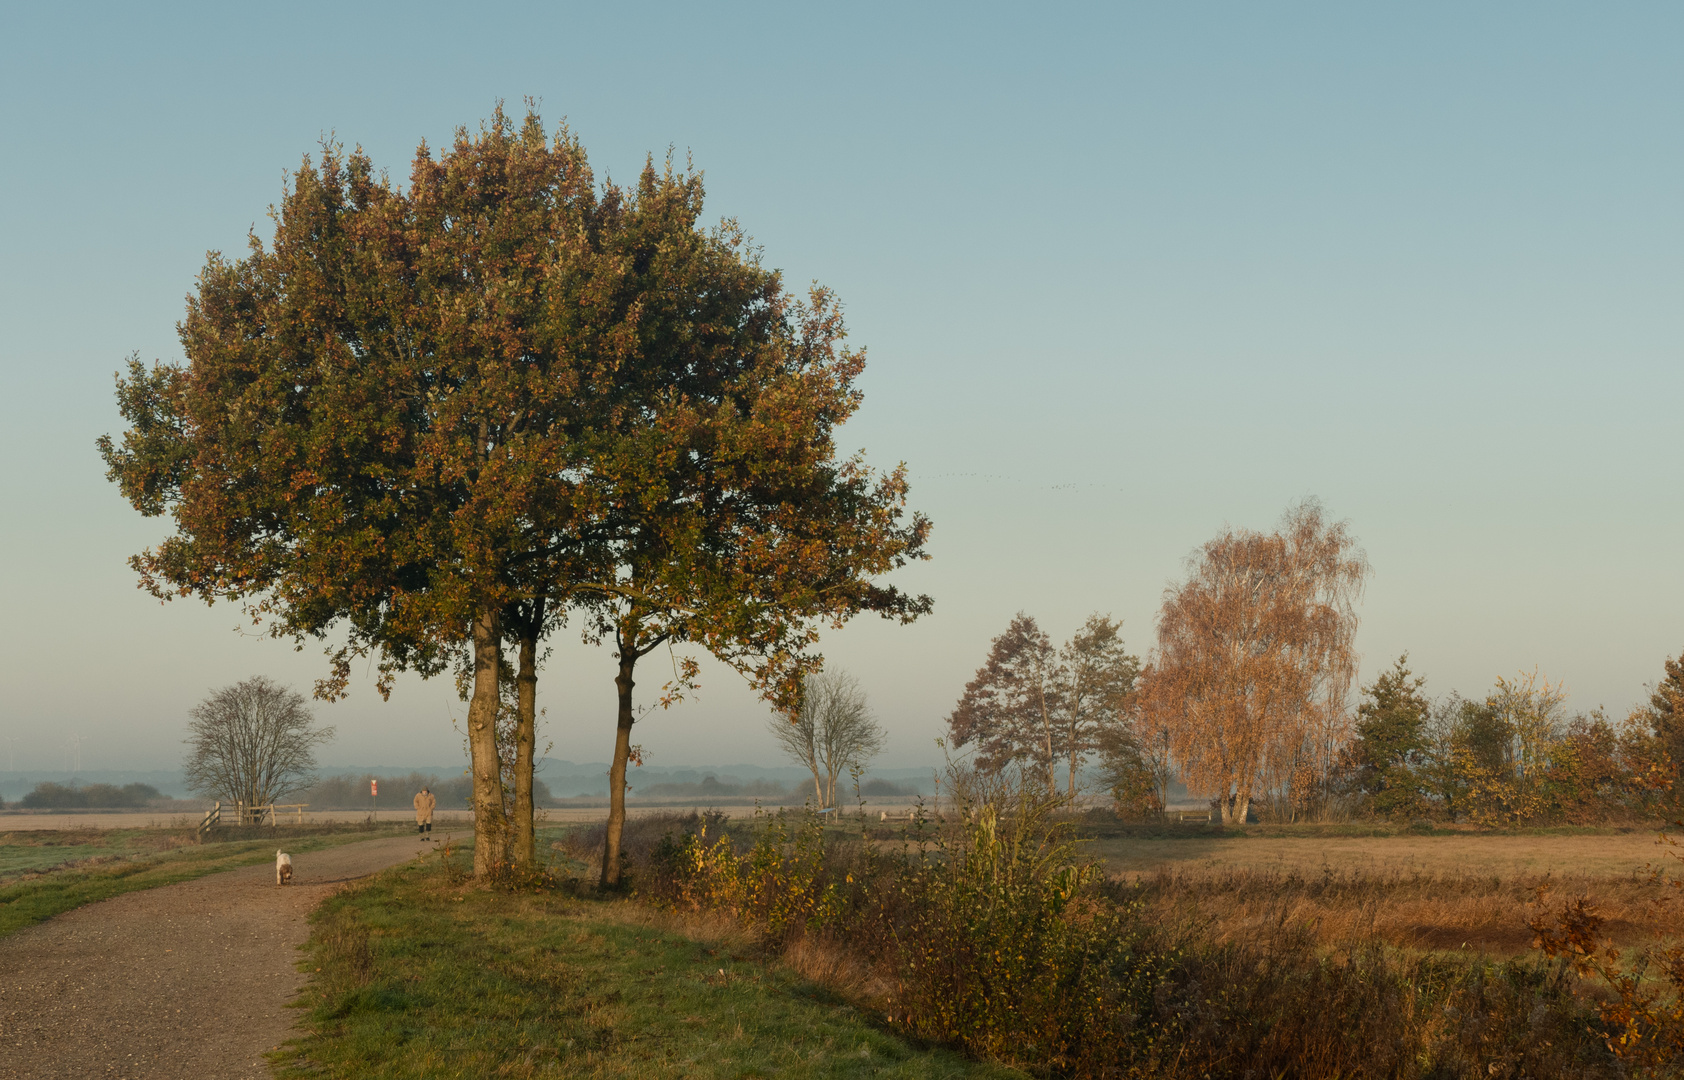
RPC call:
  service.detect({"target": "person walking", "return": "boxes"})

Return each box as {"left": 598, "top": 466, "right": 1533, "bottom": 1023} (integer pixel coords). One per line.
{"left": 413, "top": 786, "right": 436, "bottom": 839}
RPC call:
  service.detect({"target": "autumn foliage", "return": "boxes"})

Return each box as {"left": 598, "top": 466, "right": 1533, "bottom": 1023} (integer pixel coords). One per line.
{"left": 99, "top": 106, "right": 930, "bottom": 878}
{"left": 1140, "top": 500, "right": 1368, "bottom": 823}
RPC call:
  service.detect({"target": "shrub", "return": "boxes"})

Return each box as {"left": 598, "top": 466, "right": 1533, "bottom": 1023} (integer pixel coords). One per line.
{"left": 618, "top": 765, "right": 1637, "bottom": 1078}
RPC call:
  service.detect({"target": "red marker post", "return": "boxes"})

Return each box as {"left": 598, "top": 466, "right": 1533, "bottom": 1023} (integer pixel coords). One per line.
{"left": 371, "top": 778, "right": 378, "bottom": 813}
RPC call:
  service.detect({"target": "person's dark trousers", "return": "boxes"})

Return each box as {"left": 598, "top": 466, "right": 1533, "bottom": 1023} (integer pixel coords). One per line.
{"left": 424, "top": 822, "right": 432, "bottom": 834}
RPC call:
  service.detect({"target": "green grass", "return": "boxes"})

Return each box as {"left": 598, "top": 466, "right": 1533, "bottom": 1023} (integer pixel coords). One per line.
{"left": 276, "top": 846, "right": 1021, "bottom": 1080}
{"left": 0, "top": 823, "right": 410, "bottom": 938}
{"left": 0, "top": 826, "right": 191, "bottom": 880}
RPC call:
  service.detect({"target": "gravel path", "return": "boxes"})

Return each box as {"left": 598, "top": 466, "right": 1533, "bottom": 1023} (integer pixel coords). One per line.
{"left": 0, "top": 832, "right": 449, "bottom": 1079}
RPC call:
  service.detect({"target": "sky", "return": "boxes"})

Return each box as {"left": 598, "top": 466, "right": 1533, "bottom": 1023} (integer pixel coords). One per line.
{"left": 2, "top": 3, "right": 1681, "bottom": 774}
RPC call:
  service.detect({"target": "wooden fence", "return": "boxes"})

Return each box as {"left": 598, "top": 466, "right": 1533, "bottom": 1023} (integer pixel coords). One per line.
{"left": 198, "top": 800, "right": 309, "bottom": 833}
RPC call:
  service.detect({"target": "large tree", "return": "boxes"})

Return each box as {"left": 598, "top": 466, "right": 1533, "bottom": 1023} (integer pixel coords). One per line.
{"left": 101, "top": 107, "right": 931, "bottom": 878}
{"left": 577, "top": 293, "right": 933, "bottom": 884}
{"left": 1140, "top": 500, "right": 1368, "bottom": 824}
{"left": 101, "top": 112, "right": 604, "bottom": 875}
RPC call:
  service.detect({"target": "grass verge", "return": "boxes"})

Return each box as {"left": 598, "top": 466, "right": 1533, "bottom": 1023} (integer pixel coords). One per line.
{"left": 276, "top": 845, "right": 1019, "bottom": 1080}
{"left": 0, "top": 822, "right": 411, "bottom": 938}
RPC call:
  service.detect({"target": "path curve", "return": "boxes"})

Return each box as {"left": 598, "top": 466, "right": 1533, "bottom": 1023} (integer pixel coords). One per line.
{"left": 0, "top": 832, "right": 453, "bottom": 1079}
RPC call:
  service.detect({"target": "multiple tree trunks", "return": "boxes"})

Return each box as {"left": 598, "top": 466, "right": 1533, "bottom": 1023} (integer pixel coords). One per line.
{"left": 946, "top": 613, "right": 1140, "bottom": 800}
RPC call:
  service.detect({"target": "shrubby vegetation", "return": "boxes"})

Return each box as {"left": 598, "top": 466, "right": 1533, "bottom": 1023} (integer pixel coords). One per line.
{"left": 1343, "top": 656, "right": 1679, "bottom": 825}
{"left": 954, "top": 502, "right": 1681, "bottom": 827}
{"left": 18, "top": 782, "right": 162, "bottom": 809}
{"left": 583, "top": 770, "right": 1683, "bottom": 1078}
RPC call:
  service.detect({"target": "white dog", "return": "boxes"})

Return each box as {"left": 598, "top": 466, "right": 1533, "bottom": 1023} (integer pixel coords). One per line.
{"left": 276, "top": 850, "right": 293, "bottom": 886}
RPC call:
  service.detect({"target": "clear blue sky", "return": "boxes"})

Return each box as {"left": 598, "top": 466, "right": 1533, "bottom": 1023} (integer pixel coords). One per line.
{"left": 2, "top": 3, "right": 1680, "bottom": 772}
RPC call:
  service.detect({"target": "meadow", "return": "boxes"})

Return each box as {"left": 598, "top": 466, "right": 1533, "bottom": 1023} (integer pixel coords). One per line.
{"left": 273, "top": 803, "right": 1684, "bottom": 1079}
{"left": 1086, "top": 821, "right": 1677, "bottom": 955}
{"left": 276, "top": 837, "right": 1018, "bottom": 1080}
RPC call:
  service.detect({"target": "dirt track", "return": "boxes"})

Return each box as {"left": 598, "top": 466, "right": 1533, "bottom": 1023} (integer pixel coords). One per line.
{"left": 0, "top": 832, "right": 449, "bottom": 1079}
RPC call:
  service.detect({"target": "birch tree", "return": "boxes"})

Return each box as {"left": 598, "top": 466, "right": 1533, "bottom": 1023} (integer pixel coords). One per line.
{"left": 1140, "top": 500, "right": 1368, "bottom": 824}
{"left": 768, "top": 670, "right": 885, "bottom": 807}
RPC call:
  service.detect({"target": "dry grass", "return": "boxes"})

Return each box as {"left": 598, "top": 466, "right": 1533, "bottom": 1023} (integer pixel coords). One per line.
{"left": 1089, "top": 826, "right": 1682, "bottom": 958}
{"left": 1088, "top": 827, "right": 1672, "bottom": 878}
{"left": 1120, "top": 866, "right": 1672, "bottom": 956}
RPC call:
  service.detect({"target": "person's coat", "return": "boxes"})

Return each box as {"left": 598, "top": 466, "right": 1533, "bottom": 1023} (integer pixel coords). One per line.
{"left": 413, "top": 789, "right": 436, "bottom": 824}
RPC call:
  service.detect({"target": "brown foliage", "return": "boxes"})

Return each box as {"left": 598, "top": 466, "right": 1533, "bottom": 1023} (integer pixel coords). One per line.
{"left": 947, "top": 612, "right": 1140, "bottom": 795}
{"left": 1142, "top": 500, "right": 1369, "bottom": 824}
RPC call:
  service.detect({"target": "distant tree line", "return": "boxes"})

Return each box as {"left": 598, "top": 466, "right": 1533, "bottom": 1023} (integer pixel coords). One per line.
{"left": 296, "top": 771, "right": 496, "bottom": 809}
{"left": 1342, "top": 656, "right": 1680, "bottom": 825}
{"left": 948, "top": 499, "right": 1681, "bottom": 825}
{"left": 15, "top": 782, "right": 163, "bottom": 809}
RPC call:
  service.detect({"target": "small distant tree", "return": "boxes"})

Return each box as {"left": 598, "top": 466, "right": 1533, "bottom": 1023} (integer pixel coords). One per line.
{"left": 947, "top": 613, "right": 1061, "bottom": 790}
{"left": 769, "top": 670, "right": 885, "bottom": 808}
{"left": 183, "top": 677, "right": 333, "bottom": 820}
{"left": 1348, "top": 655, "right": 1429, "bottom": 817}
{"left": 1644, "top": 651, "right": 1684, "bottom": 807}
{"left": 1095, "top": 723, "right": 1164, "bottom": 820}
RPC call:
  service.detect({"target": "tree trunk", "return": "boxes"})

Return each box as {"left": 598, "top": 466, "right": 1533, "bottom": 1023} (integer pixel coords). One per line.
{"left": 601, "top": 648, "right": 637, "bottom": 888}
{"left": 1220, "top": 786, "right": 1253, "bottom": 826}
{"left": 512, "top": 632, "right": 538, "bottom": 868}
{"left": 1068, "top": 735, "right": 1079, "bottom": 799}
{"left": 811, "top": 769, "right": 824, "bottom": 808}
{"left": 467, "top": 605, "right": 511, "bottom": 877}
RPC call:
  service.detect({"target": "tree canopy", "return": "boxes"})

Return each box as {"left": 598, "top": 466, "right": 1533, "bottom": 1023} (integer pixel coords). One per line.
{"left": 1349, "top": 654, "right": 1430, "bottom": 817}
{"left": 947, "top": 612, "right": 1138, "bottom": 795}
{"left": 1140, "top": 500, "right": 1368, "bottom": 824}
{"left": 100, "top": 106, "right": 930, "bottom": 877}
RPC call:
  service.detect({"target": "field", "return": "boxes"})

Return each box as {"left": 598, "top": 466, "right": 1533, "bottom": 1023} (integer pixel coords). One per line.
{"left": 1085, "top": 822, "right": 1680, "bottom": 960}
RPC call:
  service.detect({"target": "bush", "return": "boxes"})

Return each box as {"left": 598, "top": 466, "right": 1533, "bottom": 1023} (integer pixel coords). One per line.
{"left": 19, "top": 782, "right": 162, "bottom": 809}
{"left": 619, "top": 766, "right": 1633, "bottom": 1078}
